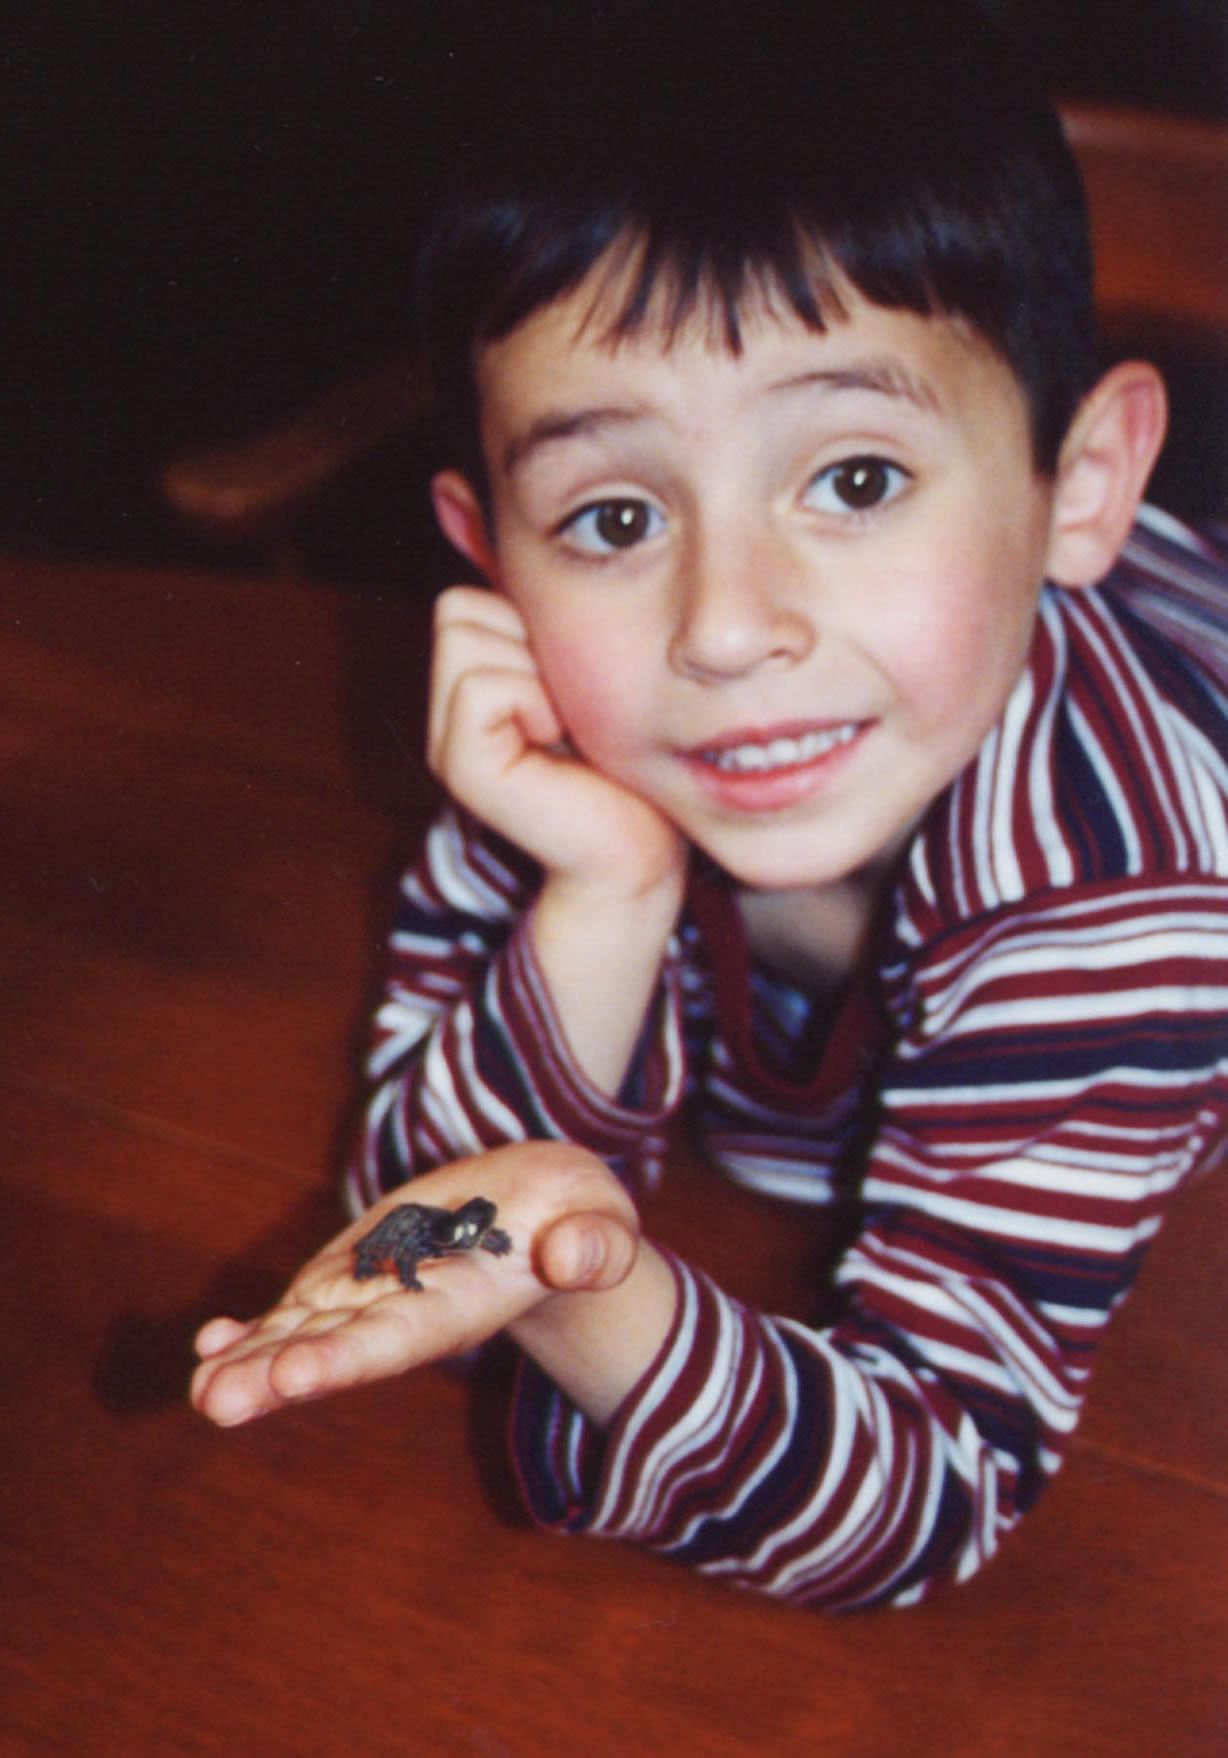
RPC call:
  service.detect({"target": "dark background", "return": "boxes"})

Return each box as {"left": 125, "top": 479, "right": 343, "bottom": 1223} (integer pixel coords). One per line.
{"left": 5, "top": 1, "right": 1227, "bottom": 583}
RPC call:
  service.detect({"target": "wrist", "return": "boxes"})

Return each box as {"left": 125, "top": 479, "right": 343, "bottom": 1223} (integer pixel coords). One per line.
{"left": 511, "top": 1238, "right": 678, "bottom": 1428}
{"left": 527, "top": 873, "right": 682, "bottom": 1096}
{"left": 541, "top": 851, "right": 686, "bottom": 919}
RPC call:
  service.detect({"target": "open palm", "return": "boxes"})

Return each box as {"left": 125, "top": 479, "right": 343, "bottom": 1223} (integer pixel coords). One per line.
{"left": 191, "top": 1143, "right": 638, "bottom": 1427}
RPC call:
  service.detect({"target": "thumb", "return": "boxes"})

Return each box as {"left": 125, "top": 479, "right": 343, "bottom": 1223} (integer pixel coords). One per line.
{"left": 537, "top": 1210, "right": 638, "bottom": 1292}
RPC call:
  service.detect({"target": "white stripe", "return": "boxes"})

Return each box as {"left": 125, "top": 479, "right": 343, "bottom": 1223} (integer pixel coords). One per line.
{"left": 1133, "top": 501, "right": 1205, "bottom": 551}
{"left": 917, "top": 925, "right": 1228, "bottom": 1038}
{"left": 886, "top": 1148, "right": 1182, "bottom": 1195}
{"left": 368, "top": 998, "right": 444, "bottom": 1076}
{"left": 1065, "top": 698, "right": 1144, "bottom": 872}
{"left": 915, "top": 887, "right": 1228, "bottom": 989}
{"left": 932, "top": 982, "right": 1228, "bottom": 1041}
{"left": 1029, "top": 601, "right": 1076, "bottom": 886}
{"left": 858, "top": 1179, "right": 1165, "bottom": 1254}
{"left": 704, "top": 1336, "right": 868, "bottom": 1580}
{"left": 971, "top": 720, "right": 1002, "bottom": 908}
{"left": 717, "top": 1156, "right": 842, "bottom": 1203}
{"left": 846, "top": 1250, "right": 1083, "bottom": 1432}
{"left": 593, "top": 1268, "right": 702, "bottom": 1530}
{"left": 869, "top": 1133, "right": 1188, "bottom": 1182}
{"left": 881, "top": 1063, "right": 1218, "bottom": 1106}
{"left": 1077, "top": 597, "right": 1191, "bottom": 864}
{"left": 450, "top": 1001, "right": 530, "bottom": 1139}
{"left": 895, "top": 1335, "right": 1018, "bottom": 1397}
{"left": 923, "top": 905, "right": 1228, "bottom": 982}
{"left": 388, "top": 928, "right": 474, "bottom": 960}
{"left": 422, "top": 811, "right": 519, "bottom": 916}
{"left": 565, "top": 1414, "right": 584, "bottom": 1496}
{"left": 1037, "top": 1301, "right": 1109, "bottom": 1331}
{"left": 991, "top": 666, "right": 1030, "bottom": 901}
{"left": 670, "top": 1326, "right": 792, "bottom": 1554}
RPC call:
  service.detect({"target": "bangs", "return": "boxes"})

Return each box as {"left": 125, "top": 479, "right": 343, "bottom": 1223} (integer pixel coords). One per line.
{"left": 417, "top": 0, "right": 1096, "bottom": 476}
{"left": 588, "top": 221, "right": 838, "bottom": 356}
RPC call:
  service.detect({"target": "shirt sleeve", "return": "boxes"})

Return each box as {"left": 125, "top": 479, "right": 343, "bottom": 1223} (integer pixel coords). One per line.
{"left": 345, "top": 806, "right": 687, "bottom": 1211}
{"left": 509, "top": 877, "right": 1228, "bottom": 1609}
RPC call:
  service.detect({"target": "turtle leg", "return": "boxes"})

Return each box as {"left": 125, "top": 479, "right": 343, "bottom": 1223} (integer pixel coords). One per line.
{"left": 480, "top": 1228, "right": 513, "bottom": 1259}
{"left": 355, "top": 1247, "right": 427, "bottom": 1290}
{"left": 392, "top": 1254, "right": 427, "bottom": 1291}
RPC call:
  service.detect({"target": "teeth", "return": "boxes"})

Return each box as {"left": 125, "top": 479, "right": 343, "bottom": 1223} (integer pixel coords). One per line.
{"left": 707, "top": 724, "right": 859, "bottom": 773}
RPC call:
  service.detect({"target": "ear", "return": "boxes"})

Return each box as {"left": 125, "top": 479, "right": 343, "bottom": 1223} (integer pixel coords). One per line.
{"left": 430, "top": 470, "right": 501, "bottom": 583}
{"left": 1044, "top": 361, "right": 1168, "bottom": 589}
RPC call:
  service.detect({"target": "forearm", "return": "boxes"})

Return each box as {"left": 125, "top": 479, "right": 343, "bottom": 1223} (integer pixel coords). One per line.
{"left": 346, "top": 808, "right": 688, "bottom": 1212}
{"left": 511, "top": 1250, "right": 998, "bottom": 1607}
{"left": 510, "top": 1127, "right": 1191, "bottom": 1608}
{"left": 526, "top": 868, "right": 683, "bottom": 1098}
{"left": 350, "top": 916, "right": 686, "bottom": 1214}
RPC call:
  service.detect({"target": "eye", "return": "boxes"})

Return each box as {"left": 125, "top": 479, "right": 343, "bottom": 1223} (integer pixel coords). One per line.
{"left": 804, "top": 456, "right": 911, "bottom": 515}
{"left": 560, "top": 498, "right": 665, "bottom": 555}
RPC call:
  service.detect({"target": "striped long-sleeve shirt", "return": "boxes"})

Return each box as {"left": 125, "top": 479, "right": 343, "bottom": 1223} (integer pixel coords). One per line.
{"left": 347, "top": 506, "right": 1228, "bottom": 1608}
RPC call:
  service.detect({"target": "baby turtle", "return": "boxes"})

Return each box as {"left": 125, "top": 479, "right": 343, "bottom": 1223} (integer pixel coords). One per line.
{"left": 352, "top": 1196, "right": 513, "bottom": 1292}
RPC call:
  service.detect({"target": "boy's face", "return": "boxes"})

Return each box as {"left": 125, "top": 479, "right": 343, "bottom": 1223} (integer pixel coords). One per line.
{"left": 456, "top": 269, "right": 1064, "bottom": 893}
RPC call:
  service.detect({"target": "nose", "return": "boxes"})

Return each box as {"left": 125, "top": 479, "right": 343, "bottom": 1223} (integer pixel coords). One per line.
{"left": 668, "top": 527, "right": 816, "bottom": 683}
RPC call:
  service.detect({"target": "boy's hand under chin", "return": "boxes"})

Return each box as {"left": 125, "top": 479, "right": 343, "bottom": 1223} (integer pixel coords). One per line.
{"left": 428, "top": 585, "right": 685, "bottom": 900}
{"left": 427, "top": 584, "right": 688, "bottom": 1097}
{"left": 191, "top": 1143, "right": 640, "bottom": 1428}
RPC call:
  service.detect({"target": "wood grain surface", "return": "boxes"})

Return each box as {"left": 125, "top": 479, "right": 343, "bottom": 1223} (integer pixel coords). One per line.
{"left": 1, "top": 555, "right": 1224, "bottom": 1757}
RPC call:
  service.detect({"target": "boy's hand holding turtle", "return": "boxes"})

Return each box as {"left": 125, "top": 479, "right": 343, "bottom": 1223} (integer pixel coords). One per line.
{"left": 191, "top": 1143, "right": 642, "bottom": 1428}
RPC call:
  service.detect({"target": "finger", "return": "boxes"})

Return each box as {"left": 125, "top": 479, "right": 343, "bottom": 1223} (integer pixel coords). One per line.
{"left": 430, "top": 595, "right": 536, "bottom": 693}
{"left": 429, "top": 665, "right": 565, "bottom": 796}
{"left": 427, "top": 620, "right": 548, "bottom": 761}
{"left": 190, "top": 1296, "right": 331, "bottom": 1414}
{"left": 190, "top": 1306, "right": 357, "bottom": 1425}
{"left": 536, "top": 1211, "right": 639, "bottom": 1293}
{"left": 429, "top": 587, "right": 534, "bottom": 723}
{"left": 190, "top": 1349, "right": 278, "bottom": 1426}
{"left": 265, "top": 1301, "right": 421, "bottom": 1401}
{"left": 193, "top": 1315, "right": 255, "bottom": 1359}
{"left": 433, "top": 583, "right": 529, "bottom": 641}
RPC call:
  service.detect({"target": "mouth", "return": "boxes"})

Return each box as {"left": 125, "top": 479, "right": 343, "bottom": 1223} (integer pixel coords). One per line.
{"left": 683, "top": 719, "right": 869, "bottom": 812}
{"left": 697, "top": 722, "right": 862, "bottom": 774}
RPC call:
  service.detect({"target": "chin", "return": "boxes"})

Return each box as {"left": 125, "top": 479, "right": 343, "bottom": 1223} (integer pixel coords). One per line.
{"left": 696, "top": 840, "right": 848, "bottom": 894}
{"left": 695, "top": 813, "right": 909, "bottom": 894}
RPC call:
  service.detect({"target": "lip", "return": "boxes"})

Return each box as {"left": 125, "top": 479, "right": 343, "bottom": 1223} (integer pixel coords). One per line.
{"left": 681, "top": 718, "right": 870, "bottom": 812}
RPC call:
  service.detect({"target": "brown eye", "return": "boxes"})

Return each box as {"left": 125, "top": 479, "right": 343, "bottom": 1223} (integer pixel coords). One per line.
{"left": 593, "top": 500, "right": 653, "bottom": 547}
{"left": 806, "top": 456, "right": 909, "bottom": 515}
{"left": 833, "top": 459, "right": 891, "bottom": 508}
{"left": 564, "top": 497, "right": 663, "bottom": 554}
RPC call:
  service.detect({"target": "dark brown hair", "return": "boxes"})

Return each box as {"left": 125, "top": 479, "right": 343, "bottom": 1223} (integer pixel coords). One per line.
{"left": 418, "top": 0, "right": 1097, "bottom": 482}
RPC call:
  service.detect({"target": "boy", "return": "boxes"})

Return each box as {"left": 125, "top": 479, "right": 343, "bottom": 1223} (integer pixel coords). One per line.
{"left": 192, "top": 0, "right": 1228, "bottom": 1609}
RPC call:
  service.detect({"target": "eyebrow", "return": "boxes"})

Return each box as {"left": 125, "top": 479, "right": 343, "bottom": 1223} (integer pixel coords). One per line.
{"left": 501, "top": 407, "right": 649, "bottom": 478}
{"left": 500, "top": 357, "right": 942, "bottom": 478}
{"left": 768, "top": 361, "right": 943, "bottom": 413}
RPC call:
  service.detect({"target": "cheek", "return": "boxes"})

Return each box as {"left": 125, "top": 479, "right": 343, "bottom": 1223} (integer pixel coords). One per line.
{"left": 531, "top": 625, "right": 649, "bottom": 767}
{"left": 865, "top": 527, "right": 1044, "bottom": 730}
{"left": 893, "top": 600, "right": 1012, "bottom": 721}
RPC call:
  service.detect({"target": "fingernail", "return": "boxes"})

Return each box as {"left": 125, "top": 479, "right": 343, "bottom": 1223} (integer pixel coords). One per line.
{"left": 572, "top": 1226, "right": 603, "bottom": 1283}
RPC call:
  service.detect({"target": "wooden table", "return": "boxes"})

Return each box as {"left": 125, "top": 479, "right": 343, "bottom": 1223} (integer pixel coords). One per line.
{"left": 1, "top": 554, "right": 1225, "bottom": 1757}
